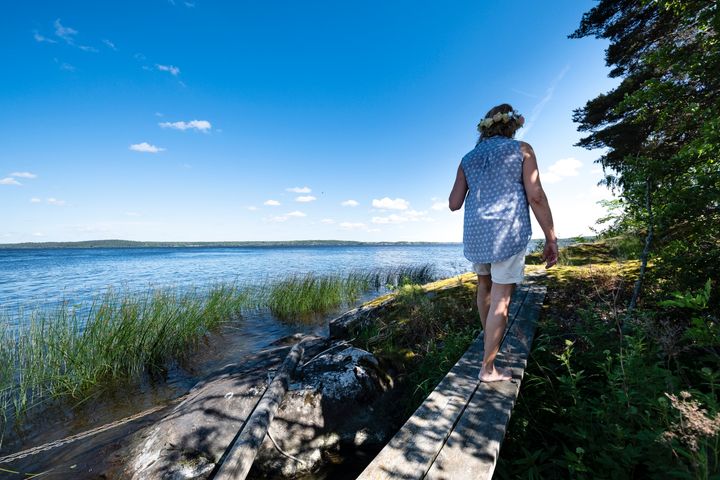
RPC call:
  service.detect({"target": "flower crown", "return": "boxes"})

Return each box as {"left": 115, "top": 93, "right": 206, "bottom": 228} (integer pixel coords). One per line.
{"left": 478, "top": 110, "right": 525, "bottom": 130}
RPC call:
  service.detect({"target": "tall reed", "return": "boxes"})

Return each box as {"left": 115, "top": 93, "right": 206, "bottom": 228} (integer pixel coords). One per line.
{"left": 0, "top": 264, "right": 436, "bottom": 435}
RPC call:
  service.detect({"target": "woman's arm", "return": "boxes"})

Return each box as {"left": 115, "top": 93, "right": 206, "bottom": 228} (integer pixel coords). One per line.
{"left": 449, "top": 164, "right": 468, "bottom": 211}
{"left": 521, "top": 142, "right": 558, "bottom": 268}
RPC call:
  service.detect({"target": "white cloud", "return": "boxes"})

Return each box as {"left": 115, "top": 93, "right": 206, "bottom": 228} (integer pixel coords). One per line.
{"left": 58, "top": 61, "right": 75, "bottom": 72}
{"left": 286, "top": 211, "right": 306, "bottom": 217}
{"left": 156, "top": 64, "right": 180, "bottom": 76}
{"left": 0, "top": 177, "right": 21, "bottom": 186}
{"left": 372, "top": 197, "right": 409, "bottom": 210}
{"left": 295, "top": 195, "right": 316, "bottom": 203}
{"left": 52, "top": 19, "right": 96, "bottom": 52}
{"left": 268, "top": 216, "right": 288, "bottom": 223}
{"left": 246, "top": 206, "right": 258, "bottom": 211}
{"left": 10, "top": 172, "right": 37, "bottom": 179}
{"left": 321, "top": 218, "right": 335, "bottom": 224}
{"left": 54, "top": 19, "right": 77, "bottom": 43}
{"left": 286, "top": 186, "right": 311, "bottom": 193}
{"left": 102, "top": 39, "right": 117, "bottom": 50}
{"left": 404, "top": 209, "right": 429, "bottom": 220}
{"left": 159, "top": 120, "right": 212, "bottom": 132}
{"left": 32, "top": 232, "right": 45, "bottom": 237}
{"left": 47, "top": 198, "right": 66, "bottom": 206}
{"left": 372, "top": 214, "right": 408, "bottom": 224}
{"left": 431, "top": 201, "right": 445, "bottom": 211}
{"left": 33, "top": 31, "right": 57, "bottom": 44}
{"left": 341, "top": 199, "right": 359, "bottom": 207}
{"left": 129, "top": 142, "right": 165, "bottom": 153}
{"left": 339, "top": 222, "right": 366, "bottom": 230}
{"left": 264, "top": 200, "right": 281, "bottom": 206}
{"left": 30, "top": 197, "right": 41, "bottom": 203}
{"left": 542, "top": 158, "right": 582, "bottom": 184}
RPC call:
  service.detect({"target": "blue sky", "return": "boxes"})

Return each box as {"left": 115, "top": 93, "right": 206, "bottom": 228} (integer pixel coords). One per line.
{"left": 1, "top": 1, "right": 618, "bottom": 243}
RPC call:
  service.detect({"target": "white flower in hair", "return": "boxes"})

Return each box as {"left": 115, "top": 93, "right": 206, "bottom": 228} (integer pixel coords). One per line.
{"left": 492, "top": 113, "right": 503, "bottom": 123}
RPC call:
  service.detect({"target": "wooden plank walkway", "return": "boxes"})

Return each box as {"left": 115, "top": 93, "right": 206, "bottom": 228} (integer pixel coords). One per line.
{"left": 357, "top": 278, "right": 546, "bottom": 480}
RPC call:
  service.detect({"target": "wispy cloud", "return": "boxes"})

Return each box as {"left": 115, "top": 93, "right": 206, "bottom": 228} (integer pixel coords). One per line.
{"left": 372, "top": 208, "right": 432, "bottom": 224}
{"left": 511, "top": 88, "right": 539, "bottom": 99}
{"left": 295, "top": 195, "right": 316, "bottom": 203}
{"left": 0, "top": 177, "right": 21, "bottom": 186}
{"left": 286, "top": 186, "right": 311, "bottom": 193}
{"left": 47, "top": 198, "right": 66, "bottom": 206}
{"left": 54, "top": 58, "right": 76, "bottom": 72}
{"left": 431, "top": 201, "right": 445, "bottom": 211}
{"left": 268, "top": 215, "right": 288, "bottom": 223}
{"left": 129, "top": 142, "right": 165, "bottom": 153}
{"left": 339, "top": 222, "right": 366, "bottom": 230}
{"left": 341, "top": 199, "right": 359, "bottom": 207}
{"left": 286, "top": 211, "right": 306, "bottom": 217}
{"left": 54, "top": 19, "right": 77, "bottom": 43}
{"left": 102, "top": 39, "right": 117, "bottom": 50}
{"left": 159, "top": 120, "right": 211, "bottom": 132}
{"left": 516, "top": 65, "right": 570, "bottom": 141}
{"left": 246, "top": 206, "right": 258, "bottom": 211}
{"left": 10, "top": 172, "right": 37, "bottom": 179}
{"left": 372, "top": 214, "right": 408, "bottom": 224}
{"left": 33, "top": 31, "right": 57, "bottom": 44}
{"left": 321, "top": 218, "right": 335, "bottom": 224}
{"left": 372, "top": 197, "right": 409, "bottom": 210}
{"left": 30, "top": 197, "right": 42, "bottom": 203}
{"left": 542, "top": 157, "right": 582, "bottom": 184}
{"left": 156, "top": 64, "right": 180, "bottom": 76}
{"left": 124, "top": 211, "right": 141, "bottom": 217}
{"left": 53, "top": 19, "right": 96, "bottom": 52}
{"left": 264, "top": 200, "right": 281, "bottom": 206}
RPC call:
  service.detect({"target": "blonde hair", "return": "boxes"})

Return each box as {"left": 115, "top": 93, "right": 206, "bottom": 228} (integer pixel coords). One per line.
{"left": 477, "top": 103, "right": 523, "bottom": 142}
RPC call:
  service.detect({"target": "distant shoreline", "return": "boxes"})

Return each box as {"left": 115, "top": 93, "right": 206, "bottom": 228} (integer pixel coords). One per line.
{"left": 0, "top": 239, "right": 465, "bottom": 249}
{"left": 0, "top": 238, "right": 586, "bottom": 250}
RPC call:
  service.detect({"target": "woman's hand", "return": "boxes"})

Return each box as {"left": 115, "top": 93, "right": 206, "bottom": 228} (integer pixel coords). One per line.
{"left": 542, "top": 240, "right": 558, "bottom": 268}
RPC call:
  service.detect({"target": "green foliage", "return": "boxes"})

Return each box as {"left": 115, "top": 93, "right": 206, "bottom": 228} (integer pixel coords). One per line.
{"left": 571, "top": 0, "right": 720, "bottom": 295}
{"left": 660, "top": 279, "right": 719, "bottom": 356}
{"left": 497, "top": 260, "right": 720, "bottom": 479}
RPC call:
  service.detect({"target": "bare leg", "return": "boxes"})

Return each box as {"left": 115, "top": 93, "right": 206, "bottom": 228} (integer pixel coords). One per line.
{"left": 476, "top": 275, "right": 491, "bottom": 330}
{"left": 479, "top": 282, "right": 514, "bottom": 382}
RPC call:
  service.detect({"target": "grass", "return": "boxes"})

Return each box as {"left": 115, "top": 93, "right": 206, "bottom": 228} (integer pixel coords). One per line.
{"left": 496, "top": 238, "right": 720, "bottom": 478}
{"left": 0, "top": 264, "right": 436, "bottom": 441}
{"left": 353, "top": 275, "right": 480, "bottom": 416}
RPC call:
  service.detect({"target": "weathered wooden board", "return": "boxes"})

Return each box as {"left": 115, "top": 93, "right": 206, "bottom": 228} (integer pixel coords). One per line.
{"left": 424, "top": 284, "right": 545, "bottom": 480}
{"left": 356, "top": 284, "right": 532, "bottom": 480}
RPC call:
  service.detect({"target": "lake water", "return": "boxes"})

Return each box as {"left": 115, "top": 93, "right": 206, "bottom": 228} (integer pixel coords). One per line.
{"left": 0, "top": 244, "right": 472, "bottom": 326}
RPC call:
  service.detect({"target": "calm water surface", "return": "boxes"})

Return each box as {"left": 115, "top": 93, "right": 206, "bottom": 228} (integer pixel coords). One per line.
{"left": 0, "top": 244, "right": 468, "bottom": 326}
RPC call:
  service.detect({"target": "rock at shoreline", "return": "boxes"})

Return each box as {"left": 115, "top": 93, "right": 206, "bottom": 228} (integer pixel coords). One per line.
{"left": 123, "top": 336, "right": 393, "bottom": 479}
{"left": 251, "top": 345, "right": 394, "bottom": 477}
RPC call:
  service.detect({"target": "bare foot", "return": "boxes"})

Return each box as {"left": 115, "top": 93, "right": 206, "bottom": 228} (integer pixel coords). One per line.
{"left": 478, "top": 366, "right": 512, "bottom": 382}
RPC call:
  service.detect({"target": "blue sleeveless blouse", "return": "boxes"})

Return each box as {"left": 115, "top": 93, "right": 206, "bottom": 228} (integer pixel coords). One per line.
{"left": 461, "top": 137, "right": 532, "bottom": 263}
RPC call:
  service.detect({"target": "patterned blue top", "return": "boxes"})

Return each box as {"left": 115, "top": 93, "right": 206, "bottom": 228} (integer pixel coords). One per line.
{"left": 461, "top": 137, "right": 532, "bottom": 263}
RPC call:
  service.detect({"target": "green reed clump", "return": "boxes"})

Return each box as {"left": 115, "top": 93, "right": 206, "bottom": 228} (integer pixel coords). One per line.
{"left": 0, "top": 282, "right": 249, "bottom": 421}
{"left": 262, "top": 265, "right": 436, "bottom": 319}
{"left": 263, "top": 273, "right": 369, "bottom": 319}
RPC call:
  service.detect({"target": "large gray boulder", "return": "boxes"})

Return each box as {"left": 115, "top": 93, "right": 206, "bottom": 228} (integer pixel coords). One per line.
{"left": 124, "top": 337, "right": 393, "bottom": 479}
{"left": 251, "top": 345, "right": 394, "bottom": 477}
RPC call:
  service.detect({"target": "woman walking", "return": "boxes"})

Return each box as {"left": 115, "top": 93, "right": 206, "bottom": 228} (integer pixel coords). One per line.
{"left": 449, "top": 103, "right": 557, "bottom": 382}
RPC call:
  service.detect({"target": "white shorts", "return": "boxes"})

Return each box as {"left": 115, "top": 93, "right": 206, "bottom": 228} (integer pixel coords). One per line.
{"left": 472, "top": 249, "right": 526, "bottom": 285}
